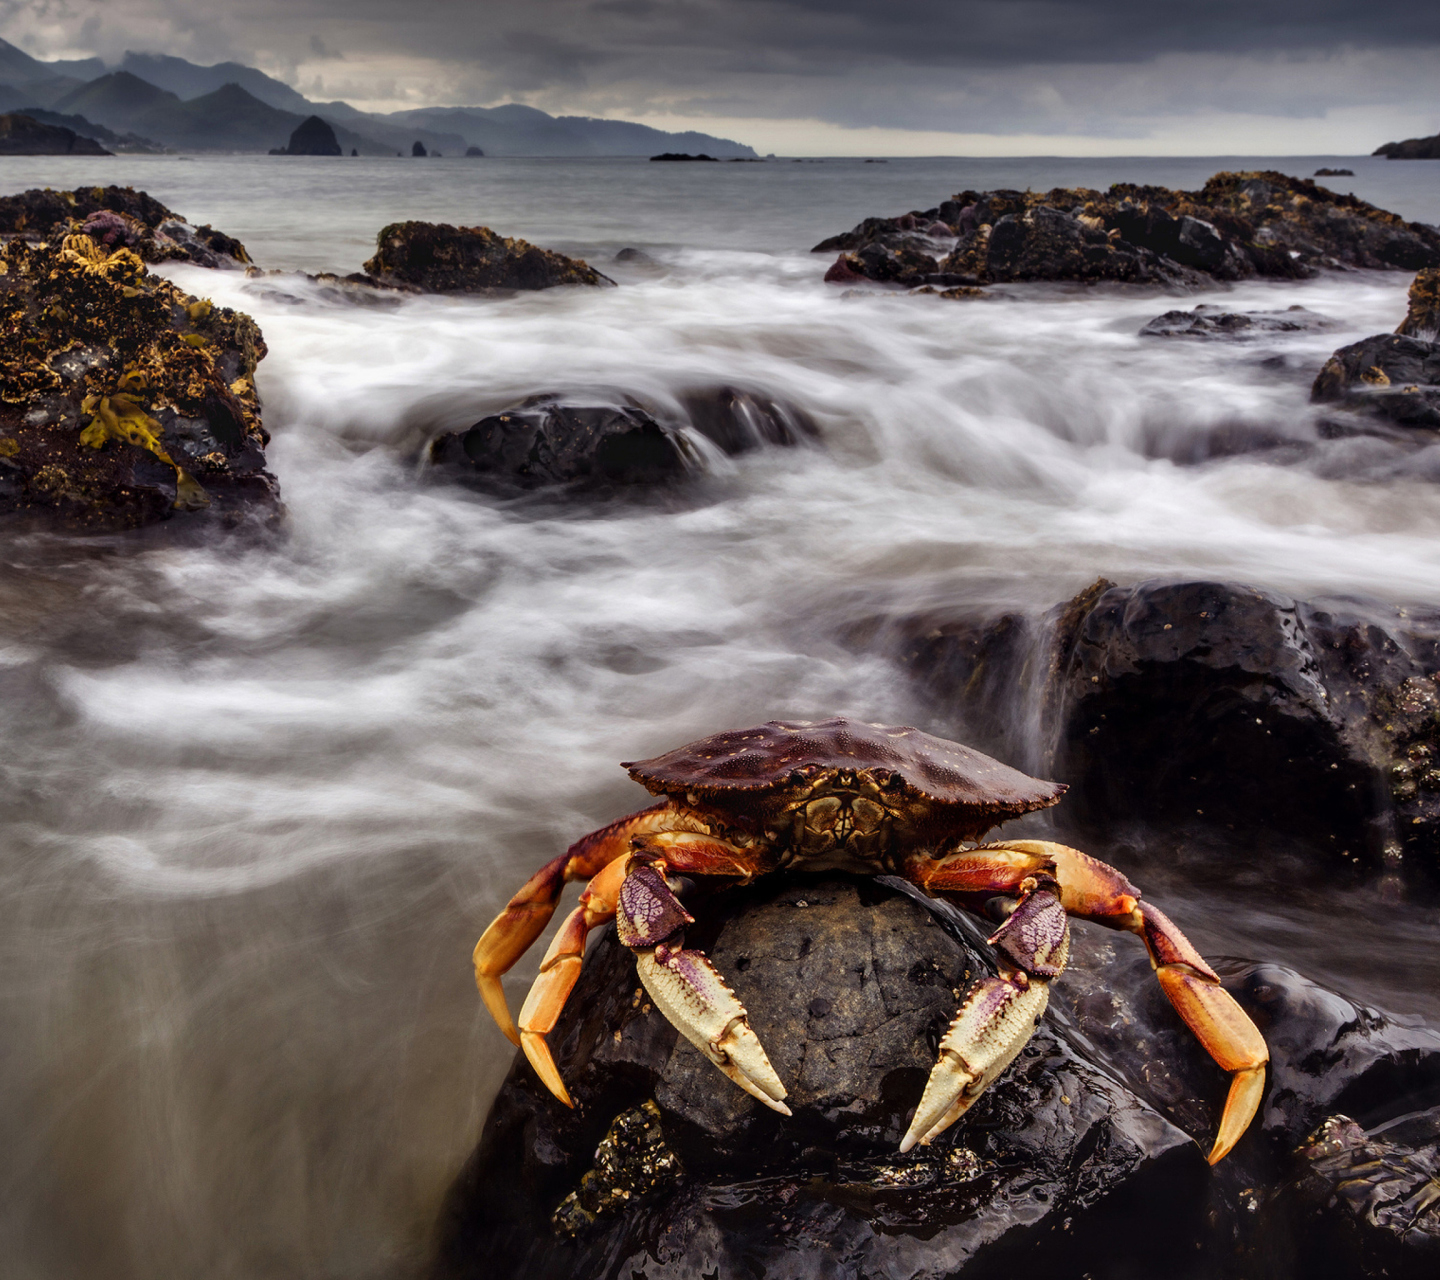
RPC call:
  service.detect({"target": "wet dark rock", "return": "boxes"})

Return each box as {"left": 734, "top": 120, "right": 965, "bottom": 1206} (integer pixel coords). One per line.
{"left": 1311, "top": 333, "right": 1440, "bottom": 429}
{"left": 0, "top": 185, "right": 251, "bottom": 269}
{"left": 1375, "top": 132, "right": 1440, "bottom": 161}
{"left": 0, "top": 112, "right": 110, "bottom": 155}
{"left": 1277, "top": 1110, "right": 1440, "bottom": 1278}
{"left": 612, "top": 247, "right": 654, "bottom": 263}
{"left": 883, "top": 579, "right": 1440, "bottom": 873}
{"left": 428, "top": 396, "right": 693, "bottom": 490}
{"left": 1046, "top": 580, "right": 1440, "bottom": 870}
{"left": 435, "top": 877, "right": 1206, "bottom": 1280}
{"left": 678, "top": 386, "right": 819, "bottom": 454}
{"left": 1397, "top": 268, "right": 1440, "bottom": 342}
{"left": 813, "top": 170, "right": 1440, "bottom": 290}
{"left": 269, "top": 114, "right": 342, "bottom": 156}
{"left": 1140, "top": 304, "right": 1337, "bottom": 338}
{"left": 362, "top": 221, "right": 613, "bottom": 293}
{"left": 0, "top": 233, "right": 277, "bottom": 532}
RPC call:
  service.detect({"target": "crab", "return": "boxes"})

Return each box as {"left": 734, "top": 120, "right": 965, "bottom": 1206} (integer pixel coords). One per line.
{"left": 473, "top": 717, "right": 1269, "bottom": 1163}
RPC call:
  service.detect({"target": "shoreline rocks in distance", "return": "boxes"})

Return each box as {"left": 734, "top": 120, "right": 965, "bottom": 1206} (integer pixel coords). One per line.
{"left": 1313, "top": 167, "right": 1354, "bottom": 177}
{"left": 649, "top": 152, "right": 718, "bottom": 161}
{"left": 815, "top": 170, "right": 1440, "bottom": 290}
{"left": 0, "top": 232, "right": 278, "bottom": 531}
{"left": 1374, "top": 132, "right": 1440, "bottom": 160}
{"left": 0, "top": 185, "right": 251, "bottom": 269}
{"left": 268, "top": 115, "right": 342, "bottom": 156}
{"left": 361, "top": 221, "right": 614, "bottom": 292}
{"left": 0, "top": 112, "right": 110, "bottom": 156}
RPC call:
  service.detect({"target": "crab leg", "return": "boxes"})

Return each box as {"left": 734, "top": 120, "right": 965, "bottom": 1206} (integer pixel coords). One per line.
{"left": 472, "top": 800, "right": 698, "bottom": 1044}
{"left": 906, "top": 839, "right": 1269, "bottom": 1164}
{"left": 620, "top": 858, "right": 790, "bottom": 1115}
{"left": 901, "top": 874, "right": 1069, "bottom": 1151}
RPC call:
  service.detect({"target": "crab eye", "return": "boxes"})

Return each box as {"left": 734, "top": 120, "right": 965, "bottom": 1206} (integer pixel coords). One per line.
{"left": 788, "top": 769, "right": 805, "bottom": 785}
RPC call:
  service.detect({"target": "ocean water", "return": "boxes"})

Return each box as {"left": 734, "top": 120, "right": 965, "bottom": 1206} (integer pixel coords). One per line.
{"left": 1, "top": 153, "right": 1439, "bottom": 1279}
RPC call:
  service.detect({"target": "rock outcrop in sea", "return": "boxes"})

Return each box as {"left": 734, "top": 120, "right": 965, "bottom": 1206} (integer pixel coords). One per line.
{"left": 0, "top": 185, "right": 251, "bottom": 269}
{"left": 270, "top": 114, "right": 342, "bottom": 156}
{"left": 1374, "top": 132, "right": 1440, "bottom": 160}
{"left": 361, "top": 222, "right": 613, "bottom": 292}
{"left": 0, "top": 232, "right": 277, "bottom": 531}
{"left": 815, "top": 171, "right": 1440, "bottom": 290}
{"left": 0, "top": 112, "right": 111, "bottom": 156}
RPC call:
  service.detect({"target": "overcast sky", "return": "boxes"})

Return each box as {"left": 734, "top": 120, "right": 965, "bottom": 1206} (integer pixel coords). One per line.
{"left": 3, "top": 0, "right": 1438, "bottom": 154}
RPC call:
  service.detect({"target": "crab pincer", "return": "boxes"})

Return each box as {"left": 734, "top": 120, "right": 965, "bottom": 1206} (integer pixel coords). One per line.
{"left": 620, "top": 863, "right": 791, "bottom": 1114}
{"left": 903, "top": 875, "right": 1070, "bottom": 1151}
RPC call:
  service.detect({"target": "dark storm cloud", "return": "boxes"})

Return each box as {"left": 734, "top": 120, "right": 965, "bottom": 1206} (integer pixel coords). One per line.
{"left": 4, "top": 0, "right": 1438, "bottom": 139}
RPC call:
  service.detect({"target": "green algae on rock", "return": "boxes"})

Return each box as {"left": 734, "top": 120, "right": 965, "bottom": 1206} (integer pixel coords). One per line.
{"left": 0, "top": 231, "right": 277, "bottom": 531}
{"left": 362, "top": 221, "right": 614, "bottom": 293}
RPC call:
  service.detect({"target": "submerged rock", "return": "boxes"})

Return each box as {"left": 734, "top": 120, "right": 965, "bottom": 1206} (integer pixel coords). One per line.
{"left": 678, "top": 386, "right": 818, "bottom": 454}
{"left": 815, "top": 170, "right": 1440, "bottom": 289}
{"left": 1140, "top": 305, "right": 1337, "bottom": 337}
{"left": 0, "top": 112, "right": 110, "bottom": 156}
{"left": 362, "top": 222, "right": 613, "bottom": 292}
{"left": 429, "top": 397, "right": 693, "bottom": 489}
{"left": 0, "top": 185, "right": 251, "bottom": 269}
{"left": 435, "top": 877, "right": 1204, "bottom": 1280}
{"left": 0, "top": 233, "right": 277, "bottom": 531}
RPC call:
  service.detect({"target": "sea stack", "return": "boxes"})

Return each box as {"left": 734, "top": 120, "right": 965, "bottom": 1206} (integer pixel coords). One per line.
{"left": 272, "top": 115, "right": 342, "bottom": 156}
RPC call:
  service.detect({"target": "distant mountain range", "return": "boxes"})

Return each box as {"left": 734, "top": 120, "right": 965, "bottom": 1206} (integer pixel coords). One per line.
{"left": 0, "top": 36, "right": 758, "bottom": 158}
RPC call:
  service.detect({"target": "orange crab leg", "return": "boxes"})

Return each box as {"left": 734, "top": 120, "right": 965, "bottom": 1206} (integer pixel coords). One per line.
{"left": 515, "top": 856, "right": 631, "bottom": 1105}
{"left": 904, "top": 838, "right": 1269, "bottom": 1164}
{"left": 473, "top": 800, "right": 693, "bottom": 1043}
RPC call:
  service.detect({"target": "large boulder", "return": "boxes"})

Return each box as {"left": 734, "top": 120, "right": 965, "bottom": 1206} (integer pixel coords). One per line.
{"left": 0, "top": 112, "right": 110, "bottom": 156}
{"left": 429, "top": 397, "right": 693, "bottom": 490}
{"left": 1397, "top": 268, "right": 1440, "bottom": 342}
{"left": 435, "top": 877, "right": 1206, "bottom": 1280}
{"left": 886, "top": 580, "right": 1440, "bottom": 874}
{"left": 1311, "top": 333, "right": 1440, "bottom": 429}
{"left": 813, "top": 170, "right": 1440, "bottom": 289}
{"left": 0, "top": 185, "right": 251, "bottom": 269}
{"left": 362, "top": 222, "right": 613, "bottom": 293}
{"left": 0, "top": 232, "right": 277, "bottom": 531}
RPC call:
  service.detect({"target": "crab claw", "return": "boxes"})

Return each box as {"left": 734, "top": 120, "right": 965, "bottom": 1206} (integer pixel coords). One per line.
{"left": 901, "top": 974, "right": 1049, "bottom": 1153}
{"left": 636, "top": 942, "right": 791, "bottom": 1115}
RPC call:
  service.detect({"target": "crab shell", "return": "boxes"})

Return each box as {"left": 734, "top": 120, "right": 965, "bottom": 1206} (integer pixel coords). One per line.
{"left": 623, "top": 716, "right": 1067, "bottom": 853}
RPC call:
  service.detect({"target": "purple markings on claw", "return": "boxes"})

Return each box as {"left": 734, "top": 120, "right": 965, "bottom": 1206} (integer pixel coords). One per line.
{"left": 654, "top": 943, "right": 734, "bottom": 1007}
{"left": 617, "top": 865, "right": 694, "bottom": 948}
{"left": 988, "top": 887, "right": 1069, "bottom": 979}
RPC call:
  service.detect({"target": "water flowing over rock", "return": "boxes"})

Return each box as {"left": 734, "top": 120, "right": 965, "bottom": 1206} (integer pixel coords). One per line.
{"left": 815, "top": 170, "right": 1440, "bottom": 289}
{"left": 361, "top": 221, "right": 613, "bottom": 292}
{"left": 0, "top": 233, "right": 277, "bottom": 531}
{"left": 0, "top": 112, "right": 110, "bottom": 156}
{"left": 1397, "top": 269, "right": 1440, "bottom": 343}
{"left": 883, "top": 580, "right": 1440, "bottom": 877}
{"left": 1312, "top": 333, "right": 1440, "bottom": 429}
{"left": 1139, "top": 305, "right": 1337, "bottom": 338}
{"left": 0, "top": 185, "right": 251, "bottom": 269}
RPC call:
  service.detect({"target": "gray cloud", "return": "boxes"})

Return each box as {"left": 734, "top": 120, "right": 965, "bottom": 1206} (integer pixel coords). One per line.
{"left": 2, "top": 0, "right": 1438, "bottom": 141}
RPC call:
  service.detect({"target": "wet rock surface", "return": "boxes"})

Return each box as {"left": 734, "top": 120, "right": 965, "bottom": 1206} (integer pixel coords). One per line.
{"left": 884, "top": 579, "right": 1440, "bottom": 875}
{"left": 815, "top": 170, "right": 1440, "bottom": 289}
{"left": 677, "top": 386, "right": 819, "bottom": 454}
{"left": 1311, "top": 333, "right": 1440, "bottom": 429}
{"left": 428, "top": 397, "right": 695, "bottom": 490}
{"left": 1396, "top": 269, "right": 1440, "bottom": 343}
{"left": 1140, "top": 304, "right": 1337, "bottom": 338}
{"left": 361, "top": 221, "right": 614, "bottom": 292}
{"left": 0, "top": 185, "right": 251, "bottom": 268}
{"left": 0, "top": 232, "right": 277, "bottom": 531}
{"left": 435, "top": 877, "right": 1204, "bottom": 1280}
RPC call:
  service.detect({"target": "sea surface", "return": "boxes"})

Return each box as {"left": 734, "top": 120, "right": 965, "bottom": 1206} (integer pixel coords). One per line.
{"left": 2, "top": 153, "right": 1439, "bottom": 1279}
